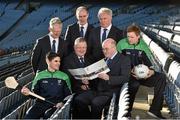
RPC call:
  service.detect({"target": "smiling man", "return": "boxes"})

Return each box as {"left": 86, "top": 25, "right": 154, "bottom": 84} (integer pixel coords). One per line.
{"left": 62, "top": 37, "right": 97, "bottom": 119}
{"left": 31, "top": 17, "right": 68, "bottom": 73}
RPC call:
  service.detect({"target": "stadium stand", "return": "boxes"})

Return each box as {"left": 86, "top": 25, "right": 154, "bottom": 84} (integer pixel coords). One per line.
{"left": 0, "top": 0, "right": 180, "bottom": 119}
{"left": 141, "top": 32, "right": 180, "bottom": 118}
{"left": 141, "top": 24, "right": 180, "bottom": 59}
{"left": 0, "top": 73, "right": 33, "bottom": 118}
{"left": 117, "top": 83, "right": 129, "bottom": 119}
{"left": 107, "top": 94, "right": 116, "bottom": 120}
{"left": 3, "top": 99, "right": 35, "bottom": 119}
{"left": 49, "top": 94, "right": 75, "bottom": 119}
{"left": 0, "top": 50, "right": 30, "bottom": 63}
{"left": 165, "top": 60, "right": 180, "bottom": 117}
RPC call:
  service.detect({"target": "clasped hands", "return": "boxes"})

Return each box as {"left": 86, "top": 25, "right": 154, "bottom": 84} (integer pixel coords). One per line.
{"left": 81, "top": 79, "right": 90, "bottom": 90}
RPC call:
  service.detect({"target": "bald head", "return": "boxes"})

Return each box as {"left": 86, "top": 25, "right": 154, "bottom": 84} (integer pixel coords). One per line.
{"left": 102, "top": 38, "right": 117, "bottom": 58}
{"left": 102, "top": 38, "right": 116, "bottom": 47}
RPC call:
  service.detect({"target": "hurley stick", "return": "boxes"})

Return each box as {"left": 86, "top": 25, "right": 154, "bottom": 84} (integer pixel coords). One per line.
{"left": 5, "top": 76, "right": 55, "bottom": 105}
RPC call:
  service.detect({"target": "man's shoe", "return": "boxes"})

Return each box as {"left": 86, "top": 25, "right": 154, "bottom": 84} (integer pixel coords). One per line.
{"left": 147, "top": 111, "right": 166, "bottom": 119}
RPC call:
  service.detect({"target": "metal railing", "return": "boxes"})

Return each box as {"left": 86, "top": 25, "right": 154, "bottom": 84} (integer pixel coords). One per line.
{"left": 3, "top": 99, "right": 35, "bottom": 119}
{"left": 49, "top": 94, "right": 75, "bottom": 119}
{"left": 142, "top": 32, "right": 180, "bottom": 118}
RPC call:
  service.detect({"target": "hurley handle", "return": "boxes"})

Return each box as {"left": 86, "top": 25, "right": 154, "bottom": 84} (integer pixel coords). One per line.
{"left": 5, "top": 76, "right": 56, "bottom": 106}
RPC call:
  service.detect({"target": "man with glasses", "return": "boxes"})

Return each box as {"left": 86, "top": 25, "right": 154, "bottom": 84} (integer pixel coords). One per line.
{"left": 91, "top": 38, "right": 131, "bottom": 119}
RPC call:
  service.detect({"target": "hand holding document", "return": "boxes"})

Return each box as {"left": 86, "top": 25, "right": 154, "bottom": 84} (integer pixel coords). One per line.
{"left": 68, "top": 59, "right": 110, "bottom": 80}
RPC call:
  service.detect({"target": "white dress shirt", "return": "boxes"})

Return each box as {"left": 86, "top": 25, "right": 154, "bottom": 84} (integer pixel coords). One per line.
{"left": 49, "top": 34, "right": 59, "bottom": 53}
{"left": 100, "top": 24, "right": 112, "bottom": 42}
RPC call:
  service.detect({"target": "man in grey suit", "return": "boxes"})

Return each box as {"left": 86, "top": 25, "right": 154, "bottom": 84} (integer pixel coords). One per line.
{"left": 31, "top": 17, "right": 67, "bottom": 73}
{"left": 88, "top": 7, "right": 124, "bottom": 62}
{"left": 64, "top": 6, "right": 94, "bottom": 55}
{"left": 91, "top": 38, "right": 131, "bottom": 119}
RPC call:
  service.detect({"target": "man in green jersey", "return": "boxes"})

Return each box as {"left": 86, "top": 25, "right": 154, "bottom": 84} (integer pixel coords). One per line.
{"left": 117, "top": 24, "right": 166, "bottom": 119}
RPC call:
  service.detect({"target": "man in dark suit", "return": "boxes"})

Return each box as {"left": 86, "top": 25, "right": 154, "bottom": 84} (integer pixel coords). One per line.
{"left": 91, "top": 38, "right": 131, "bottom": 119}
{"left": 88, "top": 7, "right": 124, "bottom": 62}
{"left": 64, "top": 6, "right": 94, "bottom": 55}
{"left": 63, "top": 37, "right": 95, "bottom": 93}
{"left": 31, "top": 17, "right": 67, "bottom": 73}
{"left": 62, "top": 37, "right": 96, "bottom": 119}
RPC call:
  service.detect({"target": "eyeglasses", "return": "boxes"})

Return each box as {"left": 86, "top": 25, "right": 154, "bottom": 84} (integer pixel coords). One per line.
{"left": 102, "top": 46, "right": 115, "bottom": 51}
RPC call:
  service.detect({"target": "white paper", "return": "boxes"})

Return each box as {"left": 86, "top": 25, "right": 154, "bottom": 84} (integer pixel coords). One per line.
{"left": 68, "top": 59, "right": 110, "bottom": 80}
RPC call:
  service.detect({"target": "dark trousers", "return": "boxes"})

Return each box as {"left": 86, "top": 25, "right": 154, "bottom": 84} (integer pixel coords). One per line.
{"left": 73, "top": 90, "right": 95, "bottom": 119}
{"left": 127, "top": 72, "right": 166, "bottom": 116}
{"left": 91, "top": 95, "right": 111, "bottom": 119}
{"left": 73, "top": 90, "right": 112, "bottom": 119}
{"left": 24, "top": 101, "right": 54, "bottom": 119}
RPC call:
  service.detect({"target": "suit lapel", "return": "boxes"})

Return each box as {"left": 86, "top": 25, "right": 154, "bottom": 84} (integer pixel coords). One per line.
{"left": 73, "top": 53, "right": 82, "bottom": 68}
{"left": 97, "top": 27, "right": 101, "bottom": 44}
{"left": 85, "top": 24, "right": 90, "bottom": 38}
{"left": 83, "top": 55, "right": 90, "bottom": 66}
{"left": 72, "top": 53, "right": 90, "bottom": 68}
{"left": 57, "top": 38, "right": 61, "bottom": 53}
{"left": 107, "top": 26, "right": 114, "bottom": 38}
{"left": 75, "top": 23, "right": 81, "bottom": 36}
{"left": 46, "top": 35, "right": 51, "bottom": 51}
{"left": 109, "top": 53, "right": 119, "bottom": 69}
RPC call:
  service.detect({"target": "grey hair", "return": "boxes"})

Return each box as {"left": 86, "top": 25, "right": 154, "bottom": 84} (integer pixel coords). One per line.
{"left": 49, "top": 17, "right": 62, "bottom": 29}
{"left": 74, "top": 37, "right": 87, "bottom": 46}
{"left": 98, "top": 7, "right": 112, "bottom": 18}
{"left": 76, "top": 6, "right": 88, "bottom": 16}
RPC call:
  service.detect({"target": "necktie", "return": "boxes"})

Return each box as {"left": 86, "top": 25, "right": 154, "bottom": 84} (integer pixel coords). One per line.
{"left": 106, "top": 58, "right": 112, "bottom": 68}
{"left": 52, "top": 40, "right": 56, "bottom": 53}
{"left": 80, "top": 26, "right": 84, "bottom": 37}
{"left": 102, "top": 28, "right": 107, "bottom": 42}
{"left": 79, "top": 57, "right": 85, "bottom": 67}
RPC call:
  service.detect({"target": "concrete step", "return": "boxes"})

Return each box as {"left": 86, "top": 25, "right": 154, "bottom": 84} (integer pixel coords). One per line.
{"left": 131, "top": 85, "right": 171, "bottom": 119}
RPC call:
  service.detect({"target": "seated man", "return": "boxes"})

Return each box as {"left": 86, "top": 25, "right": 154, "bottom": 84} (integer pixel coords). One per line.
{"left": 62, "top": 37, "right": 97, "bottom": 118}
{"left": 117, "top": 24, "right": 166, "bottom": 119}
{"left": 21, "top": 52, "right": 71, "bottom": 119}
{"left": 91, "top": 38, "right": 131, "bottom": 119}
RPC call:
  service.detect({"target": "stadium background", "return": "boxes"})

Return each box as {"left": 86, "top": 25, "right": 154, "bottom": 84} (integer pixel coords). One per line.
{"left": 0, "top": 0, "right": 179, "bottom": 119}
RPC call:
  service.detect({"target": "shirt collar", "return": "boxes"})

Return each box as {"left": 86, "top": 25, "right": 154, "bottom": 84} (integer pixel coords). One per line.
{"left": 101, "top": 24, "right": 112, "bottom": 31}
{"left": 109, "top": 51, "right": 117, "bottom": 60}
{"left": 78, "top": 56, "right": 84, "bottom": 59}
{"left": 48, "top": 33, "right": 59, "bottom": 41}
{"left": 78, "top": 22, "right": 88, "bottom": 28}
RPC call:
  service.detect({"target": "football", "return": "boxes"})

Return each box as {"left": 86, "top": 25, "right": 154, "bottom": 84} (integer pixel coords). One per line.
{"left": 134, "top": 64, "right": 149, "bottom": 79}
